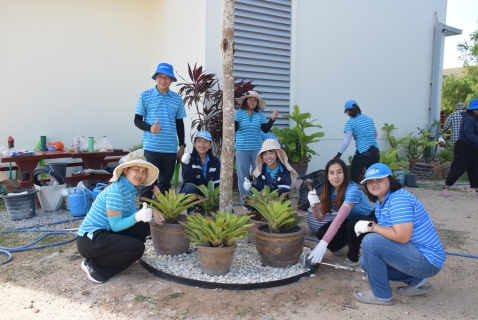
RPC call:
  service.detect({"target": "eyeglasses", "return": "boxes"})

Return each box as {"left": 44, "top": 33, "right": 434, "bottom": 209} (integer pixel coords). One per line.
{"left": 366, "top": 178, "right": 384, "bottom": 186}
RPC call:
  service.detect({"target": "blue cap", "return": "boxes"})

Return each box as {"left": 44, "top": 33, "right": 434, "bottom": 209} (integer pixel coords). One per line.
{"left": 344, "top": 99, "right": 358, "bottom": 112}
{"left": 152, "top": 62, "right": 177, "bottom": 82}
{"left": 360, "top": 163, "right": 392, "bottom": 184}
{"left": 467, "top": 99, "right": 478, "bottom": 111}
{"left": 194, "top": 130, "right": 212, "bottom": 141}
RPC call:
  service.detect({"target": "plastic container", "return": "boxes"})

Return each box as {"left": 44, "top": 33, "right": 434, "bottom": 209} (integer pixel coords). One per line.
{"left": 34, "top": 184, "right": 66, "bottom": 211}
{"left": 0, "top": 189, "right": 39, "bottom": 220}
{"left": 68, "top": 187, "right": 91, "bottom": 217}
{"left": 49, "top": 163, "right": 67, "bottom": 179}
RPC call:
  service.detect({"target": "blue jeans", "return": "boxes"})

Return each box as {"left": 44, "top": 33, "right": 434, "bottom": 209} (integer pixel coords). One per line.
{"left": 350, "top": 146, "right": 379, "bottom": 183}
{"left": 360, "top": 233, "right": 441, "bottom": 299}
{"left": 236, "top": 149, "right": 260, "bottom": 202}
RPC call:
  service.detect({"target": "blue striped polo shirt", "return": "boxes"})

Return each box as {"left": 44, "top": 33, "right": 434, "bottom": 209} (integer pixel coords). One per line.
{"left": 78, "top": 176, "right": 137, "bottom": 239}
{"left": 235, "top": 109, "right": 267, "bottom": 151}
{"left": 375, "top": 189, "right": 446, "bottom": 268}
{"left": 331, "top": 183, "right": 373, "bottom": 218}
{"left": 135, "top": 87, "right": 187, "bottom": 153}
{"left": 344, "top": 113, "right": 378, "bottom": 153}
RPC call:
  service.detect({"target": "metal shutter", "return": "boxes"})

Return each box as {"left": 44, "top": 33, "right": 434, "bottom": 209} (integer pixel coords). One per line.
{"left": 234, "top": 0, "right": 292, "bottom": 128}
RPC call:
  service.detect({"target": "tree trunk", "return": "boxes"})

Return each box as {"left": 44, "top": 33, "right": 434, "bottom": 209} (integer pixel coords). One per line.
{"left": 219, "top": 0, "right": 235, "bottom": 212}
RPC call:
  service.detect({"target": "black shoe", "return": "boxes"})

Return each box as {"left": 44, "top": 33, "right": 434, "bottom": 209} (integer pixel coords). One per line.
{"left": 81, "top": 260, "right": 105, "bottom": 284}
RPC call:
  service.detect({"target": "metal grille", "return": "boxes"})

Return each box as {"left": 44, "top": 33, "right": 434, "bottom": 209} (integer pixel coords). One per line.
{"left": 234, "top": 0, "right": 292, "bottom": 128}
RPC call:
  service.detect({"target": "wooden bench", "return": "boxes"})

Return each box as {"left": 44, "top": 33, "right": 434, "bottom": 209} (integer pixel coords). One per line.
{"left": 0, "top": 161, "right": 84, "bottom": 172}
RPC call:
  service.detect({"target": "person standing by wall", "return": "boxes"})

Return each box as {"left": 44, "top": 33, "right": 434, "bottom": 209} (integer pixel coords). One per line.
{"left": 134, "top": 62, "right": 187, "bottom": 199}
{"left": 441, "top": 102, "right": 467, "bottom": 145}
{"left": 442, "top": 99, "right": 478, "bottom": 197}
{"left": 334, "top": 100, "right": 379, "bottom": 183}
{"left": 235, "top": 91, "right": 278, "bottom": 204}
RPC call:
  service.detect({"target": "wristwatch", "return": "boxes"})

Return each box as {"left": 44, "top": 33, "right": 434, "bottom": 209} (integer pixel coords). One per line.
{"left": 367, "top": 221, "right": 375, "bottom": 232}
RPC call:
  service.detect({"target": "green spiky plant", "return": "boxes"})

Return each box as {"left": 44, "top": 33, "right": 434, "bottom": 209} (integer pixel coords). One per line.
{"left": 187, "top": 181, "right": 220, "bottom": 215}
{"left": 140, "top": 187, "right": 207, "bottom": 224}
{"left": 244, "top": 186, "right": 283, "bottom": 221}
{"left": 180, "top": 211, "right": 253, "bottom": 247}
{"left": 245, "top": 186, "right": 299, "bottom": 233}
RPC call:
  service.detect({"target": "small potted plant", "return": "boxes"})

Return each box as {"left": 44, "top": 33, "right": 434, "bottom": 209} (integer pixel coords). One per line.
{"left": 187, "top": 181, "right": 220, "bottom": 215}
{"left": 245, "top": 188, "right": 305, "bottom": 267}
{"left": 141, "top": 187, "right": 206, "bottom": 255}
{"left": 272, "top": 105, "right": 325, "bottom": 177}
{"left": 180, "top": 211, "right": 253, "bottom": 276}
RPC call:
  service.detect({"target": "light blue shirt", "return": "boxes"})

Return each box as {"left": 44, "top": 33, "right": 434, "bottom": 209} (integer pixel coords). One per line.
{"left": 235, "top": 109, "right": 267, "bottom": 151}
{"left": 135, "top": 87, "right": 186, "bottom": 153}
{"left": 375, "top": 189, "right": 446, "bottom": 268}
{"left": 344, "top": 113, "right": 378, "bottom": 153}
{"left": 331, "top": 183, "right": 373, "bottom": 218}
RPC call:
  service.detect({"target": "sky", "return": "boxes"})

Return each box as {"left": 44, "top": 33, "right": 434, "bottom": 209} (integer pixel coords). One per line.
{"left": 443, "top": 0, "right": 478, "bottom": 69}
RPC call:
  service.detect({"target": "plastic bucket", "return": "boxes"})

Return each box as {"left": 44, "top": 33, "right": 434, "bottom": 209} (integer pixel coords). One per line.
{"left": 0, "top": 189, "right": 39, "bottom": 220}
{"left": 49, "top": 163, "right": 67, "bottom": 179}
{"left": 68, "top": 188, "right": 91, "bottom": 217}
{"left": 34, "top": 184, "right": 66, "bottom": 211}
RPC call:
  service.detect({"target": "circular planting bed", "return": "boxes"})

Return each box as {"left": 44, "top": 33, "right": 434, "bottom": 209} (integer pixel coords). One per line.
{"left": 141, "top": 239, "right": 318, "bottom": 290}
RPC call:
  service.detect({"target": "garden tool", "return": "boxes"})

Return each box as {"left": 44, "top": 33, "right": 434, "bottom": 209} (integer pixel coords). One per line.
{"left": 304, "top": 179, "right": 322, "bottom": 218}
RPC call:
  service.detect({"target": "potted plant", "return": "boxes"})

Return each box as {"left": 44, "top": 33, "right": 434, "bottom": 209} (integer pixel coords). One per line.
{"left": 245, "top": 188, "right": 305, "bottom": 267}
{"left": 422, "top": 120, "right": 441, "bottom": 166}
{"left": 272, "top": 105, "right": 325, "bottom": 177}
{"left": 406, "top": 128, "right": 437, "bottom": 169}
{"left": 180, "top": 211, "right": 253, "bottom": 276}
{"left": 141, "top": 187, "right": 206, "bottom": 255}
{"left": 187, "top": 181, "right": 220, "bottom": 215}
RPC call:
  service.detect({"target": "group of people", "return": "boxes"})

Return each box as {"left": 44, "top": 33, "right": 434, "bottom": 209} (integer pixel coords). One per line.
{"left": 76, "top": 61, "right": 478, "bottom": 309}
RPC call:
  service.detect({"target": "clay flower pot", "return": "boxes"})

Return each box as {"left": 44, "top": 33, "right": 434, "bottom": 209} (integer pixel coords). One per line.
{"left": 197, "top": 244, "right": 237, "bottom": 276}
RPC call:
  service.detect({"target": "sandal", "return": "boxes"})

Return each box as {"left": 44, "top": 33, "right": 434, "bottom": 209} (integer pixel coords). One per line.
{"left": 397, "top": 285, "right": 435, "bottom": 296}
{"left": 353, "top": 289, "right": 394, "bottom": 305}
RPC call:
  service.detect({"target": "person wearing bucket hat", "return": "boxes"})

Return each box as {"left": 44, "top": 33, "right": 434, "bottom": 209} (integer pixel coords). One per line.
{"left": 77, "top": 154, "right": 162, "bottom": 283}
{"left": 334, "top": 100, "right": 379, "bottom": 183}
{"left": 442, "top": 98, "right": 478, "bottom": 197}
{"left": 134, "top": 62, "right": 187, "bottom": 200}
{"left": 351, "top": 163, "right": 445, "bottom": 305}
{"left": 307, "top": 158, "right": 374, "bottom": 267}
{"left": 441, "top": 102, "right": 467, "bottom": 145}
{"left": 179, "top": 130, "right": 221, "bottom": 213}
{"left": 235, "top": 91, "right": 279, "bottom": 202}
{"left": 243, "top": 139, "right": 298, "bottom": 199}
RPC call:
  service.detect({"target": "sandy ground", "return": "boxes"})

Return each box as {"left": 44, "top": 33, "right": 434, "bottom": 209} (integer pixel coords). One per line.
{"left": 1, "top": 180, "right": 477, "bottom": 320}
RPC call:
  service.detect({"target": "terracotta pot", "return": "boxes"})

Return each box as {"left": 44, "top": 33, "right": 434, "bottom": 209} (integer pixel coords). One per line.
{"left": 254, "top": 225, "right": 305, "bottom": 267}
{"left": 426, "top": 161, "right": 440, "bottom": 167}
{"left": 197, "top": 244, "right": 237, "bottom": 276}
{"left": 289, "top": 160, "right": 309, "bottom": 178}
{"left": 409, "top": 159, "right": 424, "bottom": 170}
{"left": 150, "top": 215, "right": 190, "bottom": 255}
{"left": 248, "top": 220, "right": 267, "bottom": 245}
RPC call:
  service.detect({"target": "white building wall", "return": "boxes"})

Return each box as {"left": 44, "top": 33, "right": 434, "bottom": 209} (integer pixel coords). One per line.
{"left": 291, "top": 0, "right": 447, "bottom": 172}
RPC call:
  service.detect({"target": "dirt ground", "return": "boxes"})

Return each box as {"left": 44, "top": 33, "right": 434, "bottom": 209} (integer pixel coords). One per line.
{"left": 1, "top": 180, "right": 477, "bottom": 320}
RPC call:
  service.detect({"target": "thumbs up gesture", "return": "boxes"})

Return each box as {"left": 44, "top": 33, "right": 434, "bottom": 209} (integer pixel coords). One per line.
{"left": 135, "top": 202, "right": 152, "bottom": 222}
{"left": 181, "top": 147, "right": 191, "bottom": 164}
{"left": 150, "top": 119, "right": 162, "bottom": 134}
{"left": 243, "top": 177, "right": 252, "bottom": 191}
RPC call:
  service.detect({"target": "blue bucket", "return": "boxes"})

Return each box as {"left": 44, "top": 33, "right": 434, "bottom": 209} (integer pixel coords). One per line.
{"left": 68, "top": 187, "right": 91, "bottom": 217}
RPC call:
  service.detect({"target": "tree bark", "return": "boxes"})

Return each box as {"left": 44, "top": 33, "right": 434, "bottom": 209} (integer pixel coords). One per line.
{"left": 219, "top": 0, "right": 235, "bottom": 212}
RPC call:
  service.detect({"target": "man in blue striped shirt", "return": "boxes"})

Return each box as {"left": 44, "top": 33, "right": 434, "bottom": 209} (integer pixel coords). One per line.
{"left": 134, "top": 62, "right": 187, "bottom": 199}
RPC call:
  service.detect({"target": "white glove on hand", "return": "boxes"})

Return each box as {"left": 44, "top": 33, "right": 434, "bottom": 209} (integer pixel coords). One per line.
{"left": 243, "top": 177, "right": 252, "bottom": 191}
{"left": 354, "top": 220, "right": 370, "bottom": 237}
{"left": 181, "top": 148, "right": 191, "bottom": 164}
{"left": 307, "top": 190, "right": 320, "bottom": 205}
{"left": 135, "top": 202, "right": 152, "bottom": 222}
{"left": 308, "top": 240, "right": 328, "bottom": 264}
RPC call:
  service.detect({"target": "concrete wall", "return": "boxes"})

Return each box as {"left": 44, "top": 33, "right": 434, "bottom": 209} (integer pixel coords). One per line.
{"left": 291, "top": 0, "right": 447, "bottom": 172}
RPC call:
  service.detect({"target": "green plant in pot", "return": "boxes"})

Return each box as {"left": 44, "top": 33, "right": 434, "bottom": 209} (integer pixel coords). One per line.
{"left": 272, "top": 105, "right": 325, "bottom": 177}
{"left": 245, "top": 186, "right": 305, "bottom": 267}
{"left": 180, "top": 211, "right": 253, "bottom": 276}
{"left": 187, "top": 181, "right": 220, "bottom": 215}
{"left": 140, "top": 187, "right": 207, "bottom": 256}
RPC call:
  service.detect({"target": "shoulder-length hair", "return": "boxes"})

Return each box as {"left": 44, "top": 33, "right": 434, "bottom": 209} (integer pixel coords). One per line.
{"left": 349, "top": 104, "right": 362, "bottom": 118}
{"left": 320, "top": 158, "right": 351, "bottom": 213}
{"left": 363, "top": 175, "right": 402, "bottom": 202}
{"left": 240, "top": 98, "right": 260, "bottom": 112}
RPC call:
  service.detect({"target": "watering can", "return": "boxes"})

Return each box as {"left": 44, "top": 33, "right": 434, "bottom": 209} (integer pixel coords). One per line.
{"left": 68, "top": 187, "right": 91, "bottom": 217}
{"left": 83, "top": 183, "right": 108, "bottom": 201}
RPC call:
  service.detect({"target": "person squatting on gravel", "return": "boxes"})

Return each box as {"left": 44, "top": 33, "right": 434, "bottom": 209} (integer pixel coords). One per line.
{"left": 76, "top": 154, "right": 162, "bottom": 283}
{"left": 353, "top": 163, "right": 446, "bottom": 305}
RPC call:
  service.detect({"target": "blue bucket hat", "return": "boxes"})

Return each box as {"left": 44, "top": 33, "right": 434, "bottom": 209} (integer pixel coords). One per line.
{"left": 467, "top": 98, "right": 478, "bottom": 111}
{"left": 344, "top": 99, "right": 358, "bottom": 113}
{"left": 194, "top": 130, "right": 212, "bottom": 141}
{"left": 152, "top": 62, "right": 177, "bottom": 82}
{"left": 360, "top": 163, "right": 392, "bottom": 185}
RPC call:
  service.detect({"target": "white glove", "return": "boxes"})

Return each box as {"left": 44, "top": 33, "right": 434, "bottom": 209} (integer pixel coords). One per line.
{"left": 307, "top": 190, "right": 320, "bottom": 205}
{"left": 181, "top": 148, "right": 191, "bottom": 164}
{"left": 354, "top": 220, "right": 370, "bottom": 237}
{"left": 243, "top": 177, "right": 252, "bottom": 191}
{"left": 135, "top": 202, "right": 152, "bottom": 222}
{"left": 308, "top": 240, "right": 328, "bottom": 264}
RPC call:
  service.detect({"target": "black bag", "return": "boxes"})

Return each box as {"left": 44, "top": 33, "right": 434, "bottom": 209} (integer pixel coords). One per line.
{"left": 297, "top": 169, "right": 325, "bottom": 211}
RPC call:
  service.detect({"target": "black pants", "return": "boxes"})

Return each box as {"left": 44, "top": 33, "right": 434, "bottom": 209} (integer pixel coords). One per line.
{"left": 350, "top": 146, "right": 380, "bottom": 183}
{"left": 76, "top": 222, "right": 150, "bottom": 281}
{"left": 140, "top": 150, "right": 177, "bottom": 200}
{"left": 445, "top": 139, "right": 478, "bottom": 189}
{"left": 316, "top": 212, "right": 376, "bottom": 262}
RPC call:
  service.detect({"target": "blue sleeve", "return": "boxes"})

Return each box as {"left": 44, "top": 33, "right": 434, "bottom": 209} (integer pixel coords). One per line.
{"left": 261, "top": 112, "right": 267, "bottom": 124}
{"left": 134, "top": 92, "right": 146, "bottom": 117}
{"left": 108, "top": 214, "right": 136, "bottom": 232}
{"left": 105, "top": 189, "right": 125, "bottom": 212}
{"left": 343, "top": 184, "right": 361, "bottom": 204}
{"left": 175, "top": 97, "right": 187, "bottom": 119}
{"left": 344, "top": 118, "right": 353, "bottom": 133}
{"left": 388, "top": 193, "right": 414, "bottom": 225}
{"left": 463, "top": 117, "right": 478, "bottom": 148}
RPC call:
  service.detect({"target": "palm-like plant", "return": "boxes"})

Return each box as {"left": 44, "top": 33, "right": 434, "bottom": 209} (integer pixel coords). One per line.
{"left": 140, "top": 187, "right": 207, "bottom": 224}
{"left": 180, "top": 211, "right": 253, "bottom": 247}
{"left": 187, "top": 181, "right": 219, "bottom": 215}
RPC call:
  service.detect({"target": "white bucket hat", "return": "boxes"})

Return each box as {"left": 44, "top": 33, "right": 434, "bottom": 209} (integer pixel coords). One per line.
{"left": 236, "top": 91, "right": 267, "bottom": 110}
{"left": 110, "top": 153, "right": 159, "bottom": 186}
